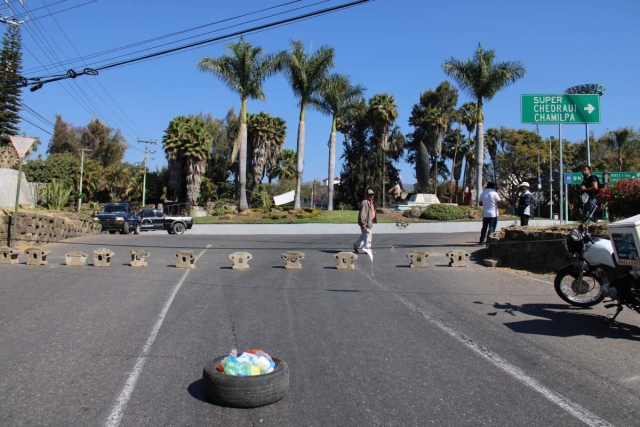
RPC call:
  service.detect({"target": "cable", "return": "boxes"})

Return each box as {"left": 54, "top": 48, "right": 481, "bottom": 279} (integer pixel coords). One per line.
{"left": 19, "top": 114, "right": 53, "bottom": 135}
{"left": 24, "top": 0, "right": 374, "bottom": 85}
{"left": 19, "top": 101, "right": 55, "bottom": 127}
{"left": 24, "top": 0, "right": 304, "bottom": 74}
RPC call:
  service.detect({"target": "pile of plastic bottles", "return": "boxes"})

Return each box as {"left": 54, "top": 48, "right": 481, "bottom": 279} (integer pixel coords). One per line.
{"left": 217, "top": 348, "right": 276, "bottom": 376}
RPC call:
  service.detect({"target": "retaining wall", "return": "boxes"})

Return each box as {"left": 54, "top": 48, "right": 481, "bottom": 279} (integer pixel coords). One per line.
{"left": 488, "top": 224, "right": 608, "bottom": 272}
{"left": 0, "top": 209, "right": 101, "bottom": 246}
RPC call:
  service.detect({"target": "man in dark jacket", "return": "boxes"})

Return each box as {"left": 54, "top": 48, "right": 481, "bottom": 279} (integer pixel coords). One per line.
{"left": 517, "top": 182, "right": 534, "bottom": 226}
{"left": 352, "top": 189, "right": 376, "bottom": 254}
{"left": 580, "top": 165, "right": 599, "bottom": 219}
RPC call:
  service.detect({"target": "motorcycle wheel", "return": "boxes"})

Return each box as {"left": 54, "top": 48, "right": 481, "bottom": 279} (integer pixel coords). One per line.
{"left": 554, "top": 265, "right": 604, "bottom": 307}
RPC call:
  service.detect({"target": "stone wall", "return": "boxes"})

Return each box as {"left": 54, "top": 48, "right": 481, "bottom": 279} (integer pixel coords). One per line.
{"left": 488, "top": 224, "right": 609, "bottom": 272}
{"left": 0, "top": 209, "right": 101, "bottom": 246}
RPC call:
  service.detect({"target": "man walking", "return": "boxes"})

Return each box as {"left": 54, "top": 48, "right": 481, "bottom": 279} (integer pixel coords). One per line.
{"left": 517, "top": 182, "right": 534, "bottom": 226}
{"left": 580, "top": 165, "right": 599, "bottom": 219}
{"left": 353, "top": 189, "right": 376, "bottom": 254}
{"left": 479, "top": 182, "right": 501, "bottom": 244}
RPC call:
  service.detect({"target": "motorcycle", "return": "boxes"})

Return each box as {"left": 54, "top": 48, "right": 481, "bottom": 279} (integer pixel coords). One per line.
{"left": 554, "top": 211, "right": 640, "bottom": 324}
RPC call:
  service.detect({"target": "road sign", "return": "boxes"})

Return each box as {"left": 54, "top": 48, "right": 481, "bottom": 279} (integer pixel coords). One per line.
{"left": 521, "top": 94, "right": 600, "bottom": 124}
{"left": 609, "top": 172, "right": 640, "bottom": 183}
{"left": 9, "top": 136, "right": 35, "bottom": 158}
{"left": 564, "top": 172, "right": 603, "bottom": 184}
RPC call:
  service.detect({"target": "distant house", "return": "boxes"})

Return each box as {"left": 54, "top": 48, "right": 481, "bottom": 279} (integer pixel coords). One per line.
{"left": 322, "top": 177, "right": 341, "bottom": 186}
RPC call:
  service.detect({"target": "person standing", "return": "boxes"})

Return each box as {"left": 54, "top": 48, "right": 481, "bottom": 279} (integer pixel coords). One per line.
{"left": 580, "top": 165, "right": 599, "bottom": 219}
{"left": 479, "top": 182, "right": 501, "bottom": 244}
{"left": 353, "top": 189, "right": 376, "bottom": 254}
{"left": 517, "top": 182, "right": 534, "bottom": 226}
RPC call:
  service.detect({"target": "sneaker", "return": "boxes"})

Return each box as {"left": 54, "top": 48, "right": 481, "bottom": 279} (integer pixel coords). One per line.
{"left": 352, "top": 244, "right": 359, "bottom": 254}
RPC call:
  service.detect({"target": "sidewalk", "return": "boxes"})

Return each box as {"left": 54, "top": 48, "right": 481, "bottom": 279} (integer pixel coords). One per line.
{"left": 190, "top": 219, "right": 562, "bottom": 235}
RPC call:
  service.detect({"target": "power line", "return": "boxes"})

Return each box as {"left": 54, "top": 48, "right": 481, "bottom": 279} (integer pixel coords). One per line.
{"left": 19, "top": 114, "right": 53, "bottom": 134}
{"left": 24, "top": 0, "right": 304, "bottom": 74}
{"left": 24, "top": 0, "right": 374, "bottom": 87}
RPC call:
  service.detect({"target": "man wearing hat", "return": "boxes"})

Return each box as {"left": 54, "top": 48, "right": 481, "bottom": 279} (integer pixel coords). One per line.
{"left": 353, "top": 189, "right": 376, "bottom": 254}
{"left": 517, "top": 182, "right": 534, "bottom": 226}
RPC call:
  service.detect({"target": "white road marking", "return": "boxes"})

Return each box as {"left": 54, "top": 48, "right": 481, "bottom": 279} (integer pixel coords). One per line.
{"left": 366, "top": 273, "right": 615, "bottom": 427}
{"left": 105, "top": 245, "right": 211, "bottom": 427}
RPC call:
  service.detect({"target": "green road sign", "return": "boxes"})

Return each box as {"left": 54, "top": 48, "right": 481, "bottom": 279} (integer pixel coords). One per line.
{"left": 521, "top": 94, "right": 600, "bottom": 124}
{"left": 564, "top": 172, "right": 639, "bottom": 184}
{"left": 609, "top": 172, "right": 640, "bottom": 183}
{"left": 564, "top": 172, "right": 603, "bottom": 184}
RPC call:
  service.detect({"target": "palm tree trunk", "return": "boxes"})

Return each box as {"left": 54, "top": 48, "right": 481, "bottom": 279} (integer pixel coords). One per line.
{"left": 294, "top": 106, "right": 306, "bottom": 210}
{"left": 475, "top": 100, "right": 484, "bottom": 207}
{"left": 239, "top": 98, "right": 249, "bottom": 211}
{"left": 327, "top": 119, "right": 337, "bottom": 210}
{"left": 416, "top": 141, "right": 430, "bottom": 192}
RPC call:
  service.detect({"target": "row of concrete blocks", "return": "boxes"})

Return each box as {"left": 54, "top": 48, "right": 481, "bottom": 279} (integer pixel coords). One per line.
{"left": 0, "top": 246, "right": 471, "bottom": 269}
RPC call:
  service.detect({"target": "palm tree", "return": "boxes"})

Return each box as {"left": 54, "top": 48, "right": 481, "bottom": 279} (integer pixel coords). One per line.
{"left": 197, "top": 37, "right": 280, "bottom": 211}
{"left": 162, "top": 116, "right": 212, "bottom": 207}
{"left": 247, "top": 112, "right": 287, "bottom": 187}
{"left": 444, "top": 129, "right": 465, "bottom": 203}
{"left": 276, "top": 148, "right": 297, "bottom": 181}
{"left": 443, "top": 43, "right": 526, "bottom": 206}
{"left": 310, "top": 74, "right": 365, "bottom": 210}
{"left": 281, "top": 39, "right": 335, "bottom": 209}
{"left": 369, "top": 93, "right": 398, "bottom": 207}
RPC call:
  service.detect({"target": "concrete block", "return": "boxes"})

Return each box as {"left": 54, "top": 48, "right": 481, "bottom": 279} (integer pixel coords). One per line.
{"left": 93, "top": 248, "right": 115, "bottom": 267}
{"left": 175, "top": 250, "right": 195, "bottom": 269}
{"left": 229, "top": 251, "right": 252, "bottom": 270}
{"left": 406, "top": 250, "right": 430, "bottom": 268}
{"left": 0, "top": 246, "right": 21, "bottom": 264}
{"left": 130, "top": 249, "right": 149, "bottom": 267}
{"left": 483, "top": 257, "right": 501, "bottom": 267}
{"left": 65, "top": 251, "right": 88, "bottom": 266}
{"left": 333, "top": 251, "right": 357, "bottom": 270}
{"left": 25, "top": 247, "right": 51, "bottom": 265}
{"left": 281, "top": 251, "right": 305, "bottom": 269}
{"left": 446, "top": 250, "right": 470, "bottom": 267}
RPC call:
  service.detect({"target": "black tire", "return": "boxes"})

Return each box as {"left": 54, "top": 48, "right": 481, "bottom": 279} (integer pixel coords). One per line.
{"left": 133, "top": 224, "right": 141, "bottom": 235}
{"left": 172, "top": 222, "right": 186, "bottom": 235}
{"left": 167, "top": 229, "right": 174, "bottom": 234}
{"left": 108, "top": 230, "right": 116, "bottom": 234}
{"left": 121, "top": 222, "right": 130, "bottom": 235}
{"left": 202, "top": 356, "right": 289, "bottom": 408}
{"left": 554, "top": 264, "right": 604, "bottom": 307}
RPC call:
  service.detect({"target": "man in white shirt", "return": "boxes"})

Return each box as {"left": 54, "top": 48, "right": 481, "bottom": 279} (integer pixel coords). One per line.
{"left": 479, "top": 182, "right": 501, "bottom": 244}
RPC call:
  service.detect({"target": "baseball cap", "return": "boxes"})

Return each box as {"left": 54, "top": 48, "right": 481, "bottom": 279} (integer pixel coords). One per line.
{"left": 367, "top": 189, "right": 375, "bottom": 195}
{"left": 520, "top": 182, "right": 530, "bottom": 187}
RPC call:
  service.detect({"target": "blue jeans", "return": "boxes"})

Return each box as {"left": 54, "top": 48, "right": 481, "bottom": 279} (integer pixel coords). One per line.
{"left": 480, "top": 217, "right": 498, "bottom": 243}
{"left": 584, "top": 198, "right": 597, "bottom": 219}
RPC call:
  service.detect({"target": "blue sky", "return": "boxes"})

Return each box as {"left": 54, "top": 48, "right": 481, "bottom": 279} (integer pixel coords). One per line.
{"left": 12, "top": 0, "right": 640, "bottom": 183}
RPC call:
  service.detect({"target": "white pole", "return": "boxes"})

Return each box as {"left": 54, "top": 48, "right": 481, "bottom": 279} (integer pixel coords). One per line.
{"left": 559, "top": 124, "right": 564, "bottom": 224}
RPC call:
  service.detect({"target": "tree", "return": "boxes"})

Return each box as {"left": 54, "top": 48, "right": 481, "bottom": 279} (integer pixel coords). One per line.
{"left": 442, "top": 43, "right": 526, "bottom": 205}
{"left": 198, "top": 37, "right": 280, "bottom": 211}
{"left": 600, "top": 127, "right": 640, "bottom": 172}
{"left": 369, "top": 93, "right": 399, "bottom": 207}
{"left": 274, "top": 148, "right": 297, "bottom": 182}
{"left": 48, "top": 115, "right": 80, "bottom": 155}
{"left": 406, "top": 82, "right": 458, "bottom": 193}
{"left": 162, "top": 115, "right": 212, "bottom": 206}
{"left": 281, "top": 39, "right": 335, "bottom": 209}
{"left": 82, "top": 118, "right": 127, "bottom": 167}
{"left": 247, "top": 111, "right": 287, "bottom": 188}
{"left": 0, "top": 24, "right": 23, "bottom": 147}
{"left": 310, "top": 74, "right": 365, "bottom": 210}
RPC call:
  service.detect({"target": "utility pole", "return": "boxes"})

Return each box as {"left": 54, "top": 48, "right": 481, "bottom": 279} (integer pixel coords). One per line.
{"left": 536, "top": 125, "right": 541, "bottom": 218}
{"left": 78, "top": 149, "right": 92, "bottom": 212}
{"left": 138, "top": 139, "right": 157, "bottom": 207}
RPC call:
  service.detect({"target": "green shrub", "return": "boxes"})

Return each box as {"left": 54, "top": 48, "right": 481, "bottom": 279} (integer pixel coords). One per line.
{"left": 421, "top": 204, "right": 464, "bottom": 221}
{"left": 600, "top": 179, "right": 640, "bottom": 220}
{"left": 41, "top": 179, "right": 72, "bottom": 210}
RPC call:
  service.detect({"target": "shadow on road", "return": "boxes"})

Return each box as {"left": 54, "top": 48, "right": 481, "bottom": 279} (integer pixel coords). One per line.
{"left": 477, "top": 301, "right": 640, "bottom": 341}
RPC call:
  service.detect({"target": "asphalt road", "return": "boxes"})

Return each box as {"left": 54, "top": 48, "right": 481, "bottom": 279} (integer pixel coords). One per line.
{"left": 1, "top": 231, "right": 639, "bottom": 427}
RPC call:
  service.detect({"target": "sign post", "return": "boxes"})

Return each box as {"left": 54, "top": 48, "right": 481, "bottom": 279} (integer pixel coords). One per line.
{"left": 9, "top": 137, "right": 35, "bottom": 247}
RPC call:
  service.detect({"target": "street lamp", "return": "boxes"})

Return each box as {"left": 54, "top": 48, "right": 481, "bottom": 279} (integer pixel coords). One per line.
{"left": 564, "top": 84, "right": 605, "bottom": 166}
